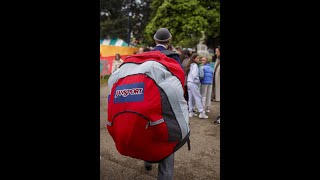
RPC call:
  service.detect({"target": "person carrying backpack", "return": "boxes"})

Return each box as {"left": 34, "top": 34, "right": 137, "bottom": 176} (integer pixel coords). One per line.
{"left": 106, "top": 28, "right": 189, "bottom": 180}
{"left": 150, "top": 28, "right": 181, "bottom": 64}
{"left": 146, "top": 28, "right": 183, "bottom": 179}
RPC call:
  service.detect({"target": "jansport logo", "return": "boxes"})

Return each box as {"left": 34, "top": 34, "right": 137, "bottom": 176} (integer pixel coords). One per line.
{"left": 115, "top": 88, "right": 143, "bottom": 98}
{"left": 113, "top": 82, "right": 144, "bottom": 103}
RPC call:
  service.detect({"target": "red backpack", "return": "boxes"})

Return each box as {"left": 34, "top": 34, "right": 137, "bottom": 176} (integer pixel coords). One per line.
{"left": 106, "top": 50, "right": 190, "bottom": 163}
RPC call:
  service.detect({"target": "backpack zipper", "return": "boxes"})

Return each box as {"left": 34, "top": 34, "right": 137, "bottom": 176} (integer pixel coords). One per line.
{"left": 111, "top": 110, "right": 164, "bottom": 129}
{"left": 145, "top": 121, "right": 150, "bottom": 129}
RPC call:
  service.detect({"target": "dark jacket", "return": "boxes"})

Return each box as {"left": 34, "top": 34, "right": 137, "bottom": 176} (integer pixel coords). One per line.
{"left": 151, "top": 45, "right": 181, "bottom": 65}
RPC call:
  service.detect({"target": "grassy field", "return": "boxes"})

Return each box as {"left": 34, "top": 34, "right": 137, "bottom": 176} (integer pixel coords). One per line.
{"left": 100, "top": 75, "right": 110, "bottom": 85}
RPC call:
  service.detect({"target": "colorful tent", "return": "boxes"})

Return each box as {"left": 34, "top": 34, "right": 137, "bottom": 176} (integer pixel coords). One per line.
{"left": 100, "top": 38, "right": 139, "bottom": 75}
{"left": 100, "top": 38, "right": 128, "bottom": 46}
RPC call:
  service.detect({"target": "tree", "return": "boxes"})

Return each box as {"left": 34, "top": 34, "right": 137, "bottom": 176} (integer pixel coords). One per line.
{"left": 144, "top": 0, "right": 220, "bottom": 48}
{"left": 200, "top": 0, "right": 220, "bottom": 48}
{"left": 100, "top": 0, "right": 152, "bottom": 45}
{"left": 100, "top": 0, "right": 128, "bottom": 40}
{"left": 149, "top": 0, "right": 164, "bottom": 19}
{"left": 129, "top": 0, "right": 152, "bottom": 43}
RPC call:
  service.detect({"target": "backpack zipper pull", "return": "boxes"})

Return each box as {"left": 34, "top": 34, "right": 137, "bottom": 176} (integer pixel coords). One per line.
{"left": 145, "top": 121, "right": 150, "bottom": 129}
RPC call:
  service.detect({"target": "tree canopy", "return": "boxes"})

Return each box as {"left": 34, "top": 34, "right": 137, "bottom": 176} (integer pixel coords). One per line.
{"left": 144, "top": 0, "right": 220, "bottom": 47}
{"left": 100, "top": 0, "right": 220, "bottom": 48}
{"left": 100, "top": 0, "right": 152, "bottom": 45}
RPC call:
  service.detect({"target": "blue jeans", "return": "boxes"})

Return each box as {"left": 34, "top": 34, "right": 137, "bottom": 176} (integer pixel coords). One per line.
{"left": 144, "top": 153, "right": 174, "bottom": 180}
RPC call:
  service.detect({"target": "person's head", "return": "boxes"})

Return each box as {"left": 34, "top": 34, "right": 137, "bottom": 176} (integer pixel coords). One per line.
{"left": 138, "top": 47, "right": 144, "bottom": 53}
{"left": 176, "top": 47, "right": 182, "bottom": 53}
{"left": 143, "top": 47, "right": 150, "bottom": 52}
{"left": 201, "top": 57, "right": 208, "bottom": 65}
{"left": 180, "top": 49, "right": 190, "bottom": 62}
{"left": 215, "top": 46, "right": 220, "bottom": 58}
{"left": 153, "top": 28, "right": 172, "bottom": 47}
{"left": 167, "top": 44, "right": 173, "bottom": 51}
{"left": 190, "top": 53, "right": 200, "bottom": 64}
{"left": 186, "top": 53, "right": 200, "bottom": 74}
{"left": 115, "top": 53, "right": 121, "bottom": 60}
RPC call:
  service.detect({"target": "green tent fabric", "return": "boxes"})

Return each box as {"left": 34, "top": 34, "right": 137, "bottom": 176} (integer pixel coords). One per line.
{"left": 100, "top": 38, "right": 128, "bottom": 46}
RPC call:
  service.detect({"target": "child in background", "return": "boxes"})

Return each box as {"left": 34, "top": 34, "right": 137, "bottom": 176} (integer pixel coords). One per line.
{"left": 187, "top": 53, "right": 208, "bottom": 119}
{"left": 200, "top": 57, "right": 214, "bottom": 113}
{"left": 112, "top": 54, "right": 124, "bottom": 73}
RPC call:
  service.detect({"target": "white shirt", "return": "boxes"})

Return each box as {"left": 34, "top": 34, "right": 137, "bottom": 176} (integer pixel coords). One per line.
{"left": 187, "top": 63, "right": 200, "bottom": 84}
{"left": 156, "top": 44, "right": 167, "bottom": 49}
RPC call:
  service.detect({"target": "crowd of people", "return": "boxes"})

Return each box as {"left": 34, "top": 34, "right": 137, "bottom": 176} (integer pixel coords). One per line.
{"left": 111, "top": 45, "right": 220, "bottom": 123}
{"left": 111, "top": 39, "right": 220, "bottom": 121}
{"left": 180, "top": 46, "right": 220, "bottom": 123}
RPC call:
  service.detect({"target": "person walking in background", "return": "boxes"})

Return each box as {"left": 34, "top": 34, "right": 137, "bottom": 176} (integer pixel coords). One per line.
{"left": 213, "top": 46, "right": 220, "bottom": 124}
{"left": 138, "top": 47, "right": 144, "bottom": 53}
{"left": 137, "top": 47, "right": 151, "bottom": 53}
{"left": 167, "top": 44, "right": 174, "bottom": 52}
{"left": 211, "top": 54, "right": 217, "bottom": 101}
{"left": 214, "top": 47, "right": 220, "bottom": 102}
{"left": 111, "top": 53, "right": 124, "bottom": 73}
{"left": 180, "top": 49, "right": 191, "bottom": 102}
{"left": 187, "top": 53, "right": 208, "bottom": 119}
{"left": 200, "top": 57, "right": 214, "bottom": 113}
{"left": 176, "top": 47, "right": 182, "bottom": 55}
{"left": 143, "top": 47, "right": 151, "bottom": 52}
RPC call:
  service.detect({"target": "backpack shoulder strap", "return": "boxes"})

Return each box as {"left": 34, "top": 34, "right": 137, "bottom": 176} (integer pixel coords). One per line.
{"left": 122, "top": 51, "right": 185, "bottom": 87}
{"left": 160, "top": 50, "right": 179, "bottom": 58}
